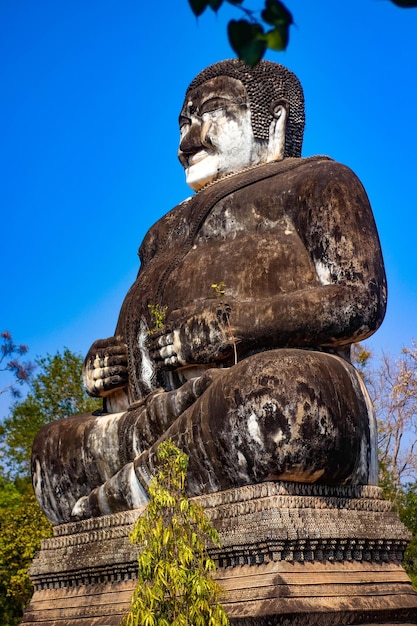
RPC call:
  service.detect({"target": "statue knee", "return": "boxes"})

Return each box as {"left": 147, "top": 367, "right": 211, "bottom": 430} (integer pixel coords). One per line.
{"left": 190, "top": 350, "right": 373, "bottom": 489}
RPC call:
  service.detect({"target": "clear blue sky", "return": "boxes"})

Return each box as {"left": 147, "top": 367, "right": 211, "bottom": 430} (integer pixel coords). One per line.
{"left": 1, "top": 0, "right": 417, "bottom": 381}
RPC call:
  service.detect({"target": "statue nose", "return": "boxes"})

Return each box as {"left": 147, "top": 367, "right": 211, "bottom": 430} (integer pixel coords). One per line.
{"left": 179, "top": 122, "right": 202, "bottom": 156}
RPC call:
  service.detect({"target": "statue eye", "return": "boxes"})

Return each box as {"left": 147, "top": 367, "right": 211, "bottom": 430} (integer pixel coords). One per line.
{"left": 179, "top": 116, "right": 190, "bottom": 134}
{"left": 201, "top": 107, "right": 226, "bottom": 122}
{"left": 199, "top": 98, "right": 228, "bottom": 116}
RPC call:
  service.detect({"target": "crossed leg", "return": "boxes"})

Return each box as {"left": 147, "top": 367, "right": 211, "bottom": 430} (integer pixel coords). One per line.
{"left": 61, "top": 349, "right": 375, "bottom": 523}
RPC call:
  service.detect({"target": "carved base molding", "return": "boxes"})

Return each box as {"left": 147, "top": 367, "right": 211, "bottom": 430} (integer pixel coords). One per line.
{"left": 21, "top": 482, "right": 417, "bottom": 625}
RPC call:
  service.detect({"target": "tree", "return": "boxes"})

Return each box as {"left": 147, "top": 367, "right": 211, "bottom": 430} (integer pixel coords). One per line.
{"left": 0, "top": 348, "right": 101, "bottom": 625}
{"left": 188, "top": 0, "right": 417, "bottom": 66}
{"left": 367, "top": 343, "right": 417, "bottom": 495}
{"left": 0, "top": 479, "right": 52, "bottom": 626}
{"left": 398, "top": 483, "right": 417, "bottom": 587}
{"left": 0, "top": 331, "right": 34, "bottom": 400}
{"left": 0, "top": 348, "right": 101, "bottom": 477}
{"left": 122, "top": 439, "right": 229, "bottom": 626}
{"left": 352, "top": 341, "right": 417, "bottom": 587}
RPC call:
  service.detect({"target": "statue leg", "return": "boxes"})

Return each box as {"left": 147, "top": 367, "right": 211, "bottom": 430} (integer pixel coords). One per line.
{"left": 32, "top": 371, "right": 221, "bottom": 524}
{"left": 150, "top": 349, "right": 375, "bottom": 495}
{"left": 72, "top": 349, "right": 375, "bottom": 520}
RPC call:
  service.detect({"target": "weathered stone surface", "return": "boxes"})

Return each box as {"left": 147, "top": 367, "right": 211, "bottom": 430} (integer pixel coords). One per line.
{"left": 31, "top": 60, "right": 387, "bottom": 526}
{"left": 21, "top": 483, "right": 417, "bottom": 625}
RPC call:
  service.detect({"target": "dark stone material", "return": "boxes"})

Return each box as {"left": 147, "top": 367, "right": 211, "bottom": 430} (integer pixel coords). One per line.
{"left": 32, "top": 156, "right": 386, "bottom": 523}
{"left": 31, "top": 61, "right": 387, "bottom": 525}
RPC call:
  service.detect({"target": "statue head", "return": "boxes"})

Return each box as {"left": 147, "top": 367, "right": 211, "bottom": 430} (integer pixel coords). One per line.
{"left": 178, "top": 59, "right": 305, "bottom": 191}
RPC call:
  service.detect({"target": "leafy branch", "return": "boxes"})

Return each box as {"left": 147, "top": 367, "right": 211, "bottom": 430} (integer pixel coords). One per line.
{"left": 188, "top": 0, "right": 417, "bottom": 67}
{"left": 0, "top": 331, "right": 35, "bottom": 399}
{"left": 121, "top": 439, "right": 229, "bottom": 626}
{"left": 148, "top": 304, "right": 168, "bottom": 334}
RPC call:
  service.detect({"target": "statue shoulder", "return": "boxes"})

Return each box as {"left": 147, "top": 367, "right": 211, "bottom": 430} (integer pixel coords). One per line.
{"left": 294, "top": 156, "right": 368, "bottom": 192}
{"left": 138, "top": 197, "right": 193, "bottom": 265}
{"left": 282, "top": 157, "right": 372, "bottom": 219}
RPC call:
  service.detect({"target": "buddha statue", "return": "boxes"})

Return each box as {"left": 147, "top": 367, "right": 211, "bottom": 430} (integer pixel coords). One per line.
{"left": 32, "top": 60, "right": 387, "bottom": 525}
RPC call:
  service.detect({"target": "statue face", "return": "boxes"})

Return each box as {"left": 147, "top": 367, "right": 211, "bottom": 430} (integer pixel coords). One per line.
{"left": 178, "top": 76, "right": 260, "bottom": 191}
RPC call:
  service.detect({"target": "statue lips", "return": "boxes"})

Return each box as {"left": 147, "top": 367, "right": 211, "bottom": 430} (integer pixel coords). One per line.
{"left": 187, "top": 149, "right": 211, "bottom": 167}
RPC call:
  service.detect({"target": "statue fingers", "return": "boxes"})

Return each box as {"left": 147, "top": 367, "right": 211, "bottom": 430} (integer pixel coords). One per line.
{"left": 148, "top": 341, "right": 176, "bottom": 363}
{"left": 94, "top": 373, "right": 127, "bottom": 394}
{"left": 104, "top": 353, "right": 128, "bottom": 368}
{"left": 93, "top": 364, "right": 128, "bottom": 381}
{"left": 86, "top": 338, "right": 127, "bottom": 367}
{"left": 159, "top": 344, "right": 176, "bottom": 360}
{"left": 164, "top": 355, "right": 180, "bottom": 367}
{"left": 91, "top": 335, "right": 125, "bottom": 350}
{"left": 157, "top": 332, "right": 174, "bottom": 348}
{"left": 93, "top": 354, "right": 109, "bottom": 370}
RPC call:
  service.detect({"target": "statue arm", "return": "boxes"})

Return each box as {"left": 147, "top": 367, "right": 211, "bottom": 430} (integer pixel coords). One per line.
{"left": 232, "top": 164, "right": 387, "bottom": 351}
{"left": 150, "top": 163, "right": 386, "bottom": 366}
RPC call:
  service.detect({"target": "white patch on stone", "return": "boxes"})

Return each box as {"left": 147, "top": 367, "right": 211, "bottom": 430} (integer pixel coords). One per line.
{"left": 138, "top": 319, "right": 155, "bottom": 392}
{"left": 33, "top": 458, "right": 61, "bottom": 525}
{"left": 284, "top": 217, "right": 294, "bottom": 236}
{"left": 96, "top": 485, "right": 112, "bottom": 516}
{"left": 71, "top": 496, "right": 89, "bottom": 519}
{"left": 184, "top": 105, "right": 260, "bottom": 191}
{"left": 237, "top": 451, "right": 248, "bottom": 469}
{"left": 88, "top": 412, "right": 126, "bottom": 481}
{"left": 314, "top": 260, "right": 332, "bottom": 285}
{"left": 271, "top": 429, "right": 286, "bottom": 445}
{"left": 172, "top": 329, "right": 185, "bottom": 366}
{"left": 247, "top": 412, "right": 263, "bottom": 446}
{"left": 128, "top": 464, "right": 149, "bottom": 507}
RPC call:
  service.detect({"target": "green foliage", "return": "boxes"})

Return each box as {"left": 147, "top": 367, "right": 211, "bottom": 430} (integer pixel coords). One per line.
{"left": 398, "top": 484, "right": 417, "bottom": 587}
{"left": 211, "top": 282, "right": 226, "bottom": 298}
{"left": 188, "top": 0, "right": 417, "bottom": 66}
{"left": 0, "top": 478, "right": 52, "bottom": 626}
{"left": 351, "top": 343, "right": 372, "bottom": 375}
{"left": 122, "top": 440, "right": 229, "bottom": 626}
{"left": 148, "top": 304, "right": 168, "bottom": 334}
{"left": 0, "top": 348, "right": 100, "bottom": 477}
{"left": 228, "top": 19, "right": 266, "bottom": 68}
{"left": 391, "top": 0, "right": 417, "bottom": 6}
{"left": 0, "top": 347, "right": 98, "bottom": 623}
{"left": 378, "top": 457, "right": 398, "bottom": 504}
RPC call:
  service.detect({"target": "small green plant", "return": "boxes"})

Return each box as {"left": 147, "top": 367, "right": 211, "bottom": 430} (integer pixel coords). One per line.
{"left": 121, "top": 439, "right": 230, "bottom": 626}
{"left": 148, "top": 303, "right": 168, "bottom": 334}
{"left": 211, "top": 282, "right": 238, "bottom": 366}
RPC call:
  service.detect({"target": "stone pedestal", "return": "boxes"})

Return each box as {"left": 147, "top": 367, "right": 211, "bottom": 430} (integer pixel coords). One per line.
{"left": 21, "top": 482, "right": 417, "bottom": 625}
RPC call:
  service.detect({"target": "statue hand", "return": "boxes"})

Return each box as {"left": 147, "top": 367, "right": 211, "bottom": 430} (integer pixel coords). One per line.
{"left": 83, "top": 336, "right": 128, "bottom": 397}
{"left": 148, "top": 310, "right": 232, "bottom": 368}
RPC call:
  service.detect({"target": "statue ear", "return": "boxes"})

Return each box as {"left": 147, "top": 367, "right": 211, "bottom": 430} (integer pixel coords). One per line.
{"left": 266, "top": 99, "right": 288, "bottom": 162}
{"left": 270, "top": 98, "right": 288, "bottom": 120}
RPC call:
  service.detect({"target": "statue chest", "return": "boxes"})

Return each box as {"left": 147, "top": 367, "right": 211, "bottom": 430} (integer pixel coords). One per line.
{"left": 156, "top": 194, "right": 318, "bottom": 309}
